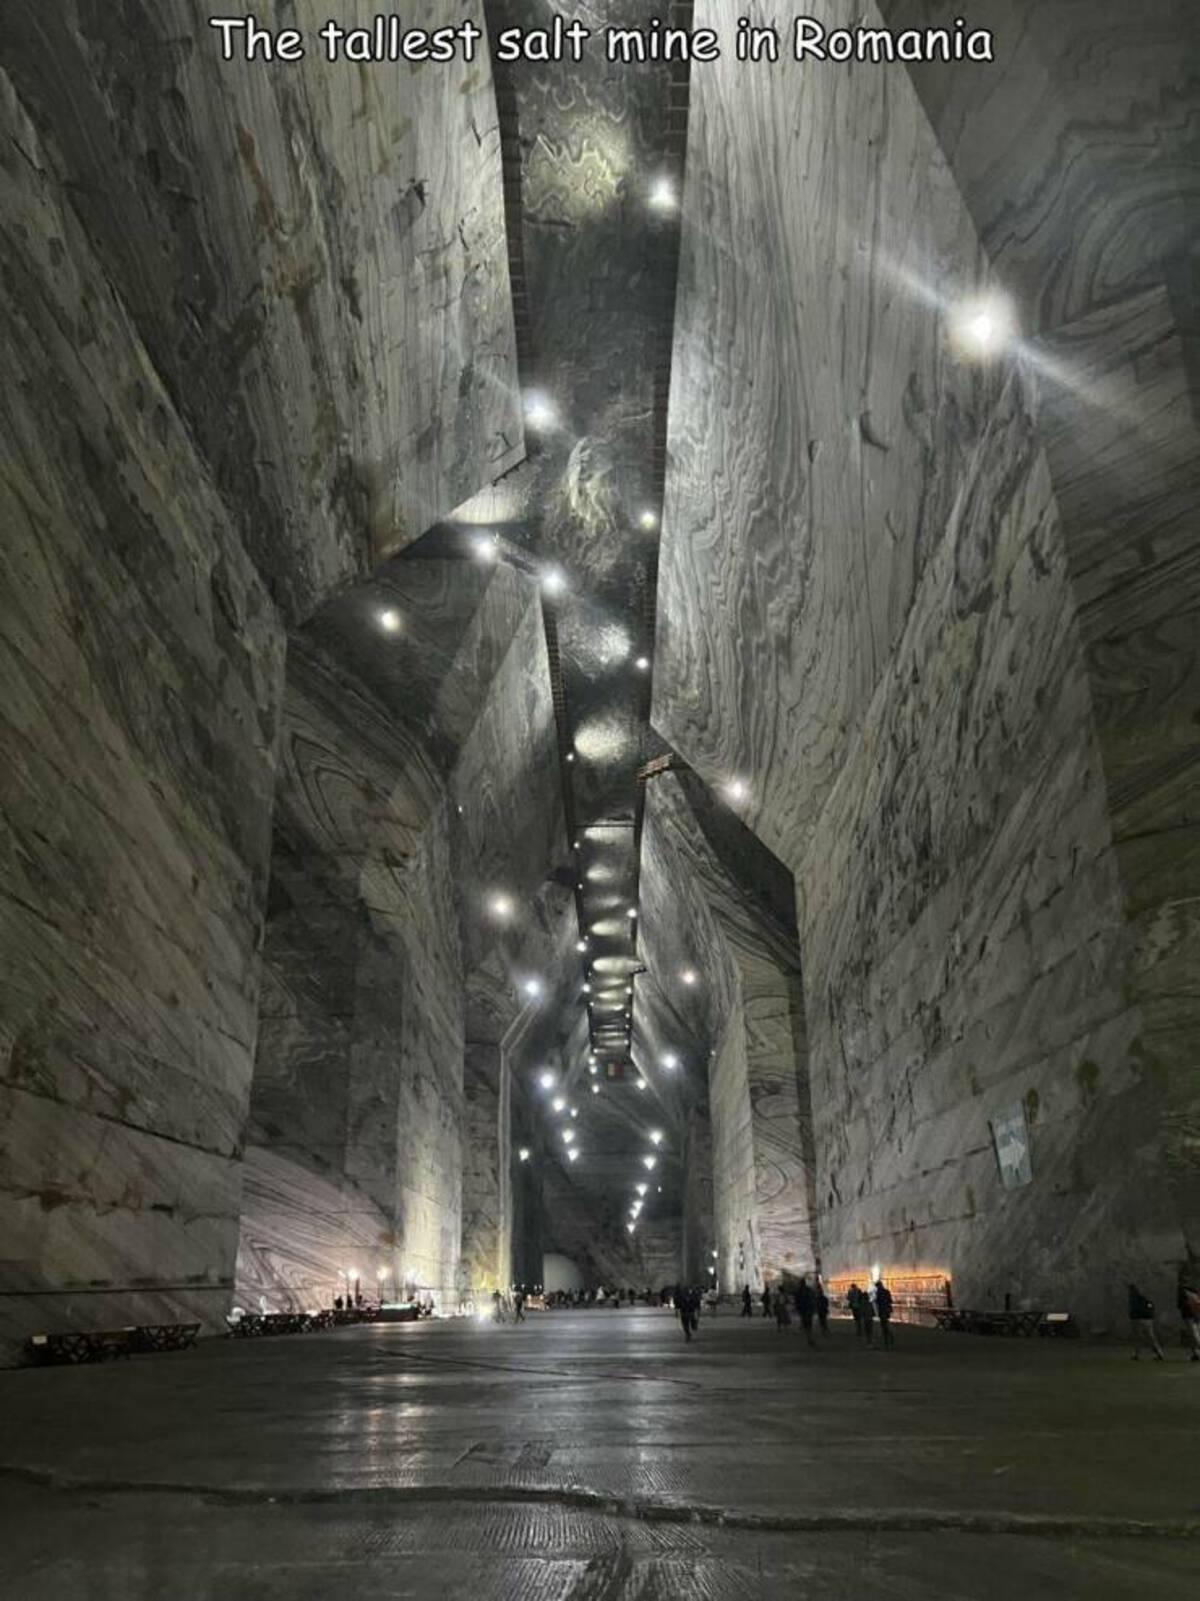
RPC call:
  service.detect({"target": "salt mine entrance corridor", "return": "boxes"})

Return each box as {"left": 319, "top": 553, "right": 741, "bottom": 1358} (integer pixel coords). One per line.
{"left": 1, "top": 1, "right": 1197, "bottom": 1596}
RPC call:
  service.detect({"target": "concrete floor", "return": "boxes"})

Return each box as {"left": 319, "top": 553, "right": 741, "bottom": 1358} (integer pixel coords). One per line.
{"left": 1, "top": 1309, "right": 1196, "bottom": 1598}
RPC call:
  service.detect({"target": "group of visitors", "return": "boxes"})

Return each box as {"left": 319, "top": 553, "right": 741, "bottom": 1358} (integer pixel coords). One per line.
{"left": 737, "top": 1275, "right": 893, "bottom": 1348}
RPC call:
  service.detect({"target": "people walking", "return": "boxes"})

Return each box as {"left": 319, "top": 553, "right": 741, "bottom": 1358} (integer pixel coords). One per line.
{"left": 1128, "top": 1283, "right": 1165, "bottom": 1361}
{"left": 514, "top": 1288, "right": 526, "bottom": 1323}
{"left": 741, "top": 1284, "right": 753, "bottom": 1318}
{"left": 1178, "top": 1274, "right": 1200, "bottom": 1362}
{"left": 874, "top": 1278, "right": 894, "bottom": 1348}
{"left": 794, "top": 1276, "right": 817, "bottom": 1348}
{"left": 816, "top": 1281, "right": 830, "bottom": 1336}
{"left": 761, "top": 1286, "right": 772, "bottom": 1319}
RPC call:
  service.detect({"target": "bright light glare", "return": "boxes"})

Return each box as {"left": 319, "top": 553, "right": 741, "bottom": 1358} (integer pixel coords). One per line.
{"left": 950, "top": 291, "right": 1017, "bottom": 359}
{"left": 518, "top": 1147, "right": 531, "bottom": 1161}
{"left": 541, "top": 566, "right": 567, "bottom": 597}
{"left": 726, "top": 779, "right": 747, "bottom": 804}
{"left": 523, "top": 978, "right": 543, "bottom": 999}
{"left": 636, "top": 1183, "right": 648, "bottom": 1196}
{"left": 662, "top": 1053, "right": 678, "bottom": 1070}
{"left": 576, "top": 939, "right": 588, "bottom": 952}
{"left": 649, "top": 1130, "right": 663, "bottom": 1146}
{"left": 378, "top": 608, "right": 402, "bottom": 634}
{"left": 524, "top": 391, "right": 556, "bottom": 430}
{"left": 562, "top": 1128, "right": 575, "bottom": 1144}
{"left": 489, "top": 894, "right": 513, "bottom": 920}
{"left": 473, "top": 533, "right": 499, "bottom": 562}
{"left": 635, "top": 1078, "right": 647, "bottom": 1092}
{"left": 643, "top": 1155, "right": 657, "bottom": 1170}
{"left": 681, "top": 969, "right": 698, "bottom": 987}
{"left": 626, "top": 1222, "right": 636, "bottom": 1232}
{"left": 567, "top": 1148, "right": 580, "bottom": 1162}
{"left": 635, "top": 656, "right": 651, "bottom": 672}
{"left": 552, "top": 1096, "right": 566, "bottom": 1113}
{"left": 591, "top": 1083, "right": 600, "bottom": 1094}
{"left": 540, "top": 1071, "right": 555, "bottom": 1090}
{"left": 639, "top": 509, "right": 658, "bottom": 530}
{"left": 649, "top": 176, "right": 677, "bottom": 211}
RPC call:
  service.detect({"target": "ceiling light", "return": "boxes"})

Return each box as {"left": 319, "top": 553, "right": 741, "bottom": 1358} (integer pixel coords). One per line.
{"left": 627, "top": 907, "right": 637, "bottom": 919}
{"left": 489, "top": 894, "right": 513, "bottom": 921}
{"left": 649, "top": 176, "right": 677, "bottom": 212}
{"left": 649, "top": 1129, "right": 663, "bottom": 1146}
{"left": 626, "top": 1221, "right": 636, "bottom": 1232}
{"left": 552, "top": 1097, "right": 566, "bottom": 1113}
{"left": 643, "top": 1155, "right": 657, "bottom": 1170}
{"left": 636, "top": 1183, "right": 647, "bottom": 1196}
{"left": 566, "top": 752, "right": 575, "bottom": 763}
{"left": 950, "top": 291, "right": 1017, "bottom": 360}
{"left": 583, "top": 984, "right": 592, "bottom": 994}
{"left": 523, "top": 978, "right": 543, "bottom": 999}
{"left": 635, "top": 1078, "right": 647, "bottom": 1092}
{"left": 681, "top": 968, "right": 698, "bottom": 986}
{"left": 567, "top": 1148, "right": 580, "bottom": 1162}
{"left": 562, "top": 1128, "right": 575, "bottom": 1144}
{"left": 588, "top": 1063, "right": 598, "bottom": 1076}
{"left": 662, "top": 1053, "right": 679, "bottom": 1070}
{"left": 518, "top": 1147, "right": 531, "bottom": 1161}
{"left": 576, "top": 939, "right": 588, "bottom": 952}
{"left": 591, "top": 1083, "right": 600, "bottom": 1094}
{"left": 524, "top": 391, "right": 556, "bottom": 430}
{"left": 472, "top": 533, "right": 499, "bottom": 561}
{"left": 635, "top": 656, "right": 651, "bottom": 672}
{"left": 539, "top": 1071, "right": 555, "bottom": 1090}
{"left": 570, "top": 1108, "right": 578, "bottom": 1119}
{"left": 541, "top": 566, "right": 567, "bottom": 597}
{"left": 377, "top": 608, "right": 401, "bottom": 634}
{"left": 726, "top": 778, "right": 748, "bottom": 804}
{"left": 638, "top": 510, "right": 658, "bottom": 531}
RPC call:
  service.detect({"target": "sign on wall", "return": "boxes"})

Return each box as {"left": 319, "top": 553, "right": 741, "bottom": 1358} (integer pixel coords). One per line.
{"left": 990, "top": 1101, "right": 1033, "bottom": 1189}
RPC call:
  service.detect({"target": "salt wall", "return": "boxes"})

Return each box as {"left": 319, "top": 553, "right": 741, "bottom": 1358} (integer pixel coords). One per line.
{"left": 0, "top": 0, "right": 521, "bottom": 1361}
{"left": 655, "top": 0, "right": 1198, "bottom": 1322}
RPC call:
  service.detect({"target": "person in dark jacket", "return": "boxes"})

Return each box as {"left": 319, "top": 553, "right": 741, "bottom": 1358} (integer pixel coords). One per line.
{"left": 741, "top": 1284, "right": 753, "bottom": 1317}
{"left": 847, "top": 1282, "right": 864, "bottom": 1337}
{"left": 1128, "top": 1284, "right": 1165, "bottom": 1361}
{"left": 794, "top": 1276, "right": 817, "bottom": 1348}
{"left": 678, "top": 1285, "right": 700, "bottom": 1342}
{"left": 761, "top": 1286, "right": 772, "bottom": 1318}
{"left": 860, "top": 1285, "right": 876, "bottom": 1347}
{"left": 816, "top": 1282, "right": 830, "bottom": 1336}
{"left": 874, "top": 1279, "right": 895, "bottom": 1349}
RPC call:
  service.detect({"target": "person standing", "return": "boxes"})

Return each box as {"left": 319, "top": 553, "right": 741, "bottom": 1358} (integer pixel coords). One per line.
{"left": 875, "top": 1279, "right": 895, "bottom": 1349}
{"left": 514, "top": 1288, "right": 526, "bottom": 1323}
{"left": 774, "top": 1286, "right": 792, "bottom": 1331}
{"left": 860, "top": 1285, "right": 876, "bottom": 1347}
{"left": 1178, "top": 1274, "right": 1200, "bottom": 1363}
{"left": 847, "top": 1282, "right": 864, "bottom": 1337}
{"left": 816, "top": 1281, "right": 830, "bottom": 1336}
{"left": 794, "top": 1276, "right": 817, "bottom": 1348}
{"left": 1128, "top": 1283, "right": 1165, "bottom": 1361}
{"left": 741, "top": 1284, "right": 753, "bottom": 1318}
{"left": 761, "top": 1285, "right": 772, "bottom": 1319}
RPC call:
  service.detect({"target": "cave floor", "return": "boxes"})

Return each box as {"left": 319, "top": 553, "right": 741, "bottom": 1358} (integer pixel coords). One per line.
{"left": 0, "top": 1308, "right": 1195, "bottom": 1598}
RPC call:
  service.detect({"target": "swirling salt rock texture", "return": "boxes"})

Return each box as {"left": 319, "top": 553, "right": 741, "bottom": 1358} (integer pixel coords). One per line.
{"left": 1, "top": 0, "right": 521, "bottom": 624}
{"left": 655, "top": 0, "right": 1192, "bottom": 1324}
{"left": 0, "top": 74, "right": 285, "bottom": 1366}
